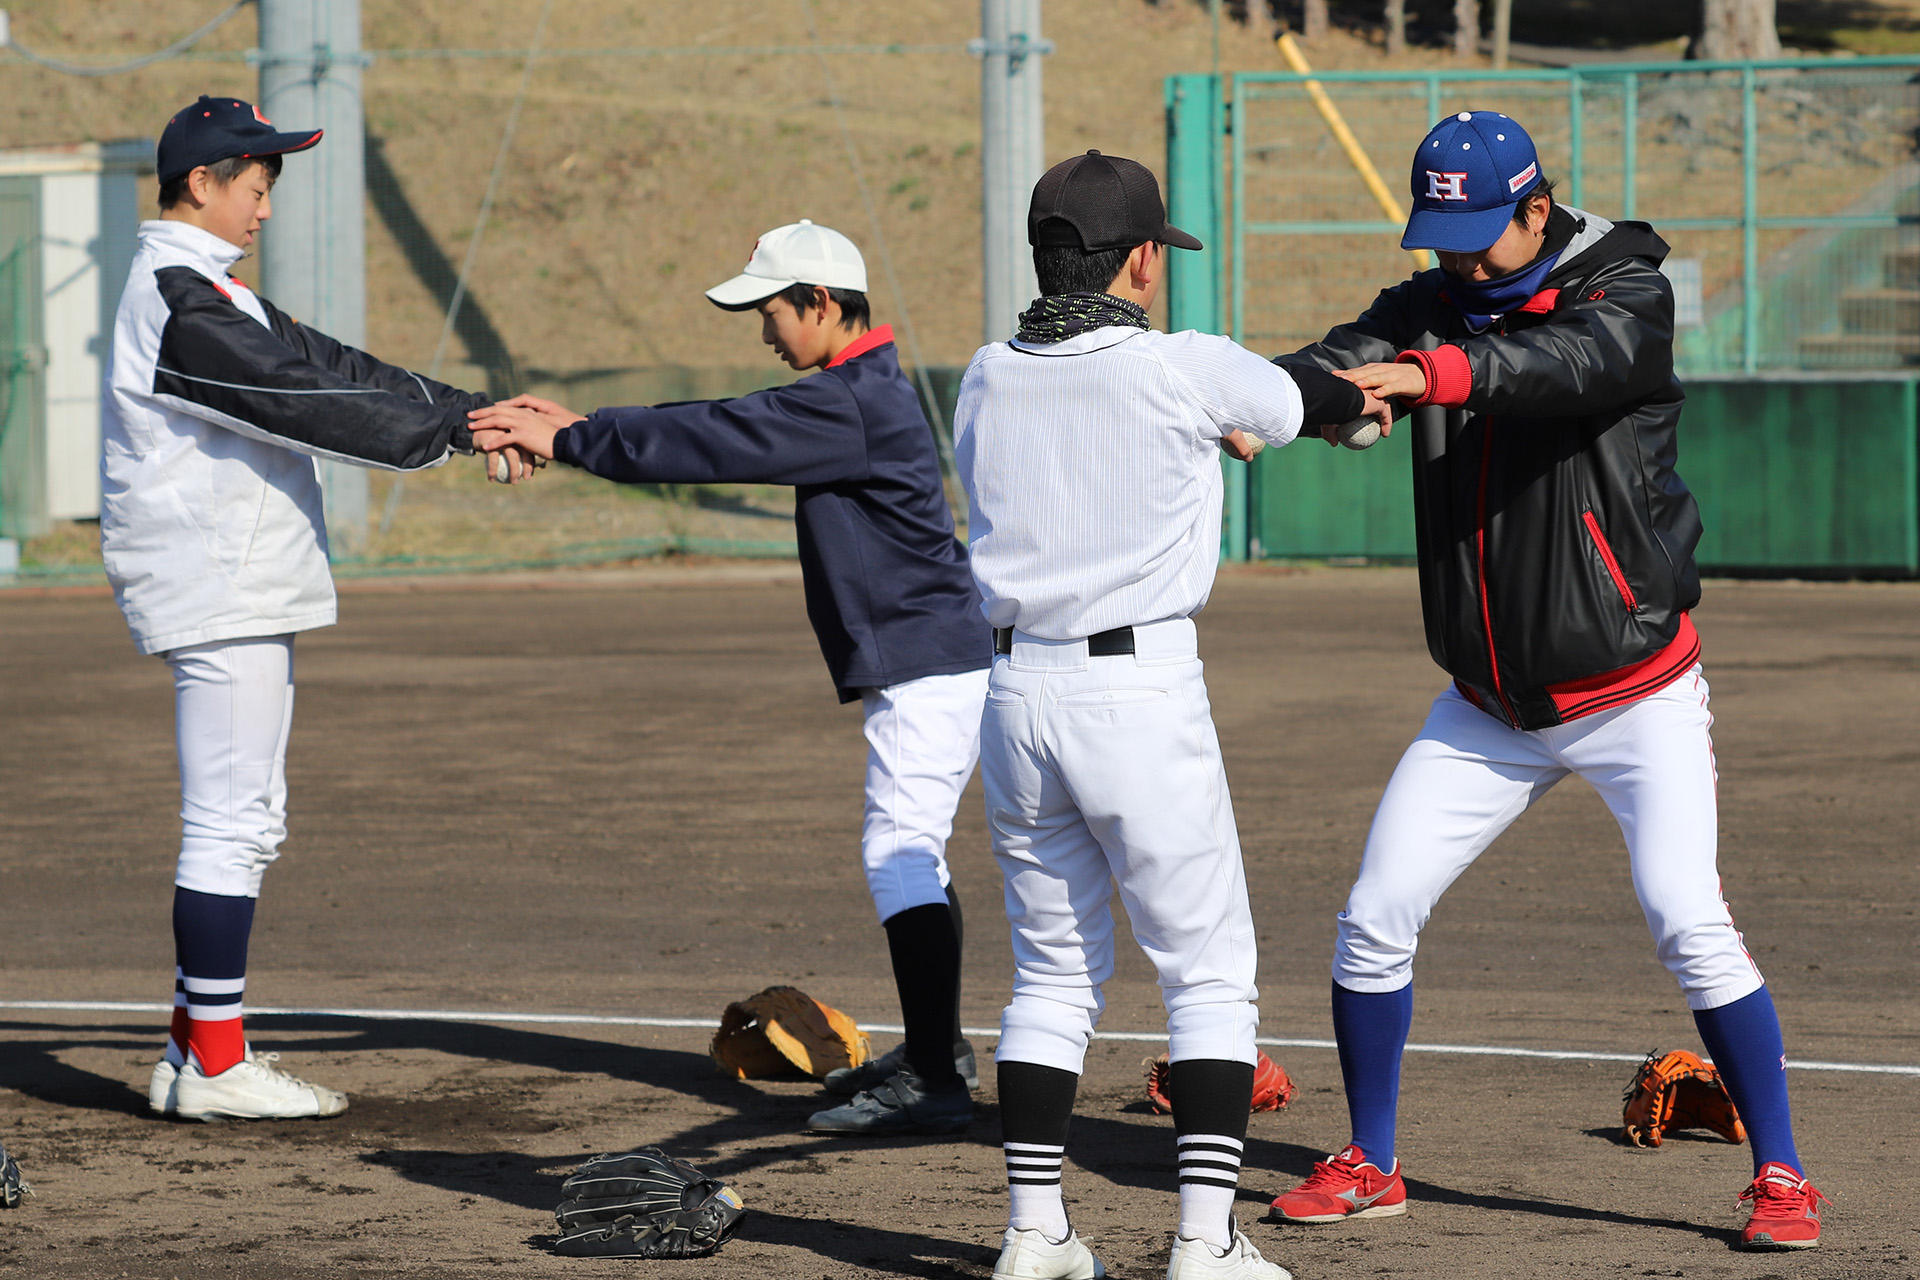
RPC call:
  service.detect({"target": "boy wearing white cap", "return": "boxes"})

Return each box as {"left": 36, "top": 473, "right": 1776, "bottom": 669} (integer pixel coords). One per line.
{"left": 470, "top": 221, "right": 989, "bottom": 1136}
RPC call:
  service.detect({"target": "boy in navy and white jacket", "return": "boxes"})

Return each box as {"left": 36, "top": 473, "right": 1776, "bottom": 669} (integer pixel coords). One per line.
{"left": 102, "top": 97, "right": 496, "bottom": 1121}
{"left": 470, "top": 221, "right": 989, "bottom": 1137}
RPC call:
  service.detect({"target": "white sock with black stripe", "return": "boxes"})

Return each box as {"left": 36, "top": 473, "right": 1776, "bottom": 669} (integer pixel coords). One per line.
{"left": 1004, "top": 1142, "right": 1069, "bottom": 1241}
{"left": 1177, "top": 1133, "right": 1243, "bottom": 1249}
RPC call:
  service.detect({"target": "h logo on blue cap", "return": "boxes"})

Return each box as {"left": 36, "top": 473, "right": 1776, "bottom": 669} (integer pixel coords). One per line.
{"left": 1403, "top": 111, "right": 1543, "bottom": 254}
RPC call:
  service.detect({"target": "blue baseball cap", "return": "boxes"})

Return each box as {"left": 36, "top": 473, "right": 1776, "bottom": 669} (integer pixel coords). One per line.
{"left": 157, "top": 95, "right": 322, "bottom": 185}
{"left": 1402, "top": 111, "right": 1543, "bottom": 254}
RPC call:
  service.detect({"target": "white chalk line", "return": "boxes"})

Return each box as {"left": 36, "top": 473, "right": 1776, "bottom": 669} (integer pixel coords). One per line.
{"left": 4, "top": 1000, "right": 1916, "bottom": 1078}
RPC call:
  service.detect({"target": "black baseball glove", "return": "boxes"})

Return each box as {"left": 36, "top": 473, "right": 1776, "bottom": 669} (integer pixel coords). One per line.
{"left": 1, "top": 1141, "right": 30, "bottom": 1209}
{"left": 553, "top": 1147, "right": 744, "bottom": 1258}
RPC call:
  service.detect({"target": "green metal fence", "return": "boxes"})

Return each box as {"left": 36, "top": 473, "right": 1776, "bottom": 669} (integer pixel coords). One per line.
{"left": 1165, "top": 59, "right": 1920, "bottom": 576}
{"left": 1169, "top": 58, "right": 1920, "bottom": 373}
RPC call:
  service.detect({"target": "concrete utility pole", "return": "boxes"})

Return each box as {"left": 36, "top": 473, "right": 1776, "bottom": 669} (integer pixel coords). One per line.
{"left": 257, "top": 0, "right": 369, "bottom": 555}
{"left": 975, "top": 0, "right": 1051, "bottom": 344}
{"left": 1491, "top": 0, "right": 1513, "bottom": 69}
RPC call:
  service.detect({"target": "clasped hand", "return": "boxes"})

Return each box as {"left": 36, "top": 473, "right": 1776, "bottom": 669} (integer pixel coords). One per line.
{"left": 468, "top": 395, "right": 587, "bottom": 485}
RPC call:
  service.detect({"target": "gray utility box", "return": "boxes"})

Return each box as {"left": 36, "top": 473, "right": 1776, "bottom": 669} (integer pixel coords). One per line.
{"left": 0, "top": 139, "right": 150, "bottom": 540}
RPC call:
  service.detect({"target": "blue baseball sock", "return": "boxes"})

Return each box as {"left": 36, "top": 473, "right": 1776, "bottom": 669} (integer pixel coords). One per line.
{"left": 1330, "top": 980, "right": 1414, "bottom": 1169}
{"left": 1693, "top": 986, "right": 1801, "bottom": 1176}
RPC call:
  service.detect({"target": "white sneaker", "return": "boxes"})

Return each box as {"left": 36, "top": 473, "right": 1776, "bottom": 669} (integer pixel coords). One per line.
{"left": 1167, "top": 1225, "right": 1292, "bottom": 1280}
{"left": 147, "top": 1058, "right": 180, "bottom": 1115}
{"left": 992, "top": 1226, "right": 1106, "bottom": 1279}
{"left": 172, "top": 1049, "right": 348, "bottom": 1121}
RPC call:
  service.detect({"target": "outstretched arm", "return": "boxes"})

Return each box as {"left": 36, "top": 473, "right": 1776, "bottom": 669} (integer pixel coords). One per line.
{"left": 150, "top": 267, "right": 485, "bottom": 471}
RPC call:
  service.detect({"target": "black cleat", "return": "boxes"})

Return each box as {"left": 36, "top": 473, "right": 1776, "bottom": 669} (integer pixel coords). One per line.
{"left": 822, "top": 1039, "right": 979, "bottom": 1098}
{"left": 0, "top": 1141, "right": 30, "bottom": 1209}
{"left": 807, "top": 1069, "right": 973, "bottom": 1136}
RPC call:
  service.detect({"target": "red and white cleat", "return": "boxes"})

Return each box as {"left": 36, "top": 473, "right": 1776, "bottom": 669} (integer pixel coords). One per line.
{"left": 1268, "top": 1146, "right": 1406, "bottom": 1224}
{"left": 1740, "top": 1162, "right": 1827, "bottom": 1250}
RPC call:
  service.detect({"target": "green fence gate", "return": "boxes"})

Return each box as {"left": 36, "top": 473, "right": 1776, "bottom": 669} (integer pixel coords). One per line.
{"left": 1166, "top": 59, "right": 1920, "bottom": 575}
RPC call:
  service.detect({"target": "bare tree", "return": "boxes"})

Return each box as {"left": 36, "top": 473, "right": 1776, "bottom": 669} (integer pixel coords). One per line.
{"left": 1385, "top": 0, "right": 1407, "bottom": 55}
{"left": 1303, "top": 0, "right": 1329, "bottom": 42}
{"left": 1694, "top": 0, "right": 1782, "bottom": 59}
{"left": 1453, "top": 0, "right": 1480, "bottom": 58}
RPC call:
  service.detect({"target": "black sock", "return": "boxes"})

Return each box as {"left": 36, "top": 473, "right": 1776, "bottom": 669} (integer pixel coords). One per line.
{"left": 1168, "top": 1058, "right": 1254, "bottom": 1247}
{"left": 945, "top": 880, "right": 966, "bottom": 1050}
{"left": 999, "top": 1060, "right": 1079, "bottom": 1239}
{"left": 882, "top": 901, "right": 964, "bottom": 1091}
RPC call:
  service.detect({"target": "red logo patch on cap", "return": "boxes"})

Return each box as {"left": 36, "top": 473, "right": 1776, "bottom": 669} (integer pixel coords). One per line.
{"left": 253, "top": 104, "right": 272, "bottom": 126}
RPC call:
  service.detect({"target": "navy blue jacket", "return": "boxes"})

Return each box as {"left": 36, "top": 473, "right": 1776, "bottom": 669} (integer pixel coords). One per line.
{"left": 553, "top": 331, "right": 989, "bottom": 702}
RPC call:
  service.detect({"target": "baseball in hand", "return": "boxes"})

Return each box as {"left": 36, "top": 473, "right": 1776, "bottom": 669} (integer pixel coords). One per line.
{"left": 492, "top": 452, "right": 511, "bottom": 483}
{"left": 1337, "top": 417, "right": 1382, "bottom": 450}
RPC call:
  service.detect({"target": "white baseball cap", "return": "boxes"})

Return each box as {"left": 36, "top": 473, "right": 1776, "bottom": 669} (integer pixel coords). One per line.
{"left": 705, "top": 219, "right": 869, "bottom": 310}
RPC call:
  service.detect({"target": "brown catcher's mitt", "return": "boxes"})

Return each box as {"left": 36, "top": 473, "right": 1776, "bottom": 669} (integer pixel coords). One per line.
{"left": 710, "top": 986, "right": 870, "bottom": 1079}
{"left": 1143, "top": 1050, "right": 1296, "bottom": 1115}
{"left": 1621, "top": 1048, "right": 1747, "bottom": 1148}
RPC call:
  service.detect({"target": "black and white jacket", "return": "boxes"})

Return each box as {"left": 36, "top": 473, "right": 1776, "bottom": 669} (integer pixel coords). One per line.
{"left": 101, "top": 219, "right": 484, "bottom": 654}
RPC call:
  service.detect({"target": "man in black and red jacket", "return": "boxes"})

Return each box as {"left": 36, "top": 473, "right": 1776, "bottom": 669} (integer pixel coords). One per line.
{"left": 1267, "top": 112, "right": 1824, "bottom": 1251}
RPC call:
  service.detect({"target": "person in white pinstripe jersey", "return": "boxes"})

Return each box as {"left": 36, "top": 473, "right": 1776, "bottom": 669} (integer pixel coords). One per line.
{"left": 952, "top": 150, "right": 1391, "bottom": 1280}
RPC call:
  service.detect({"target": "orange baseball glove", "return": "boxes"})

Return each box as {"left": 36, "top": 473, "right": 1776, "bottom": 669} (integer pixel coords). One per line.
{"left": 1621, "top": 1048, "right": 1747, "bottom": 1147}
{"left": 1143, "top": 1049, "right": 1296, "bottom": 1115}
{"left": 710, "top": 986, "right": 870, "bottom": 1080}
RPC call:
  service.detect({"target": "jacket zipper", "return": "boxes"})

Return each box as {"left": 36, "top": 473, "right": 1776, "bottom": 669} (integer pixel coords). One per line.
{"left": 1581, "top": 510, "right": 1639, "bottom": 611}
{"left": 1474, "top": 418, "right": 1520, "bottom": 726}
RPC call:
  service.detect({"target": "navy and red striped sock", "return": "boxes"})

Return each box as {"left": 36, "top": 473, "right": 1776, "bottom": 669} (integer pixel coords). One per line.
{"left": 171, "top": 887, "right": 255, "bottom": 1076}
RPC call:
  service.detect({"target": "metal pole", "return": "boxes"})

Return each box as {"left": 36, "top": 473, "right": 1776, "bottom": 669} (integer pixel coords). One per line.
{"left": 258, "top": 0, "right": 368, "bottom": 557}
{"left": 1741, "top": 64, "right": 1758, "bottom": 373}
{"left": 1568, "top": 70, "right": 1585, "bottom": 209}
{"left": 977, "top": 0, "right": 1048, "bottom": 344}
{"left": 1621, "top": 73, "right": 1637, "bottom": 220}
{"left": 1491, "top": 0, "right": 1513, "bottom": 70}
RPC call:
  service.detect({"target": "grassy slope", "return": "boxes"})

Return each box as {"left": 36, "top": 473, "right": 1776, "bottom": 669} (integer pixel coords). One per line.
{"left": 8, "top": 1, "right": 1918, "bottom": 570}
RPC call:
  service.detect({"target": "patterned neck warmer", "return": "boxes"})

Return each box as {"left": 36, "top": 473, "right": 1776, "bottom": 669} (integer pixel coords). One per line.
{"left": 1014, "top": 291, "right": 1150, "bottom": 344}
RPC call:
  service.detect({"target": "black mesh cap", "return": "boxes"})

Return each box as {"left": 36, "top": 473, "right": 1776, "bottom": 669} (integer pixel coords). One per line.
{"left": 1027, "top": 150, "right": 1202, "bottom": 253}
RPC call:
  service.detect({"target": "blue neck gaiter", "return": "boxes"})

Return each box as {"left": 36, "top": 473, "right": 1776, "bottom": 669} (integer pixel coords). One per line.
{"left": 1442, "top": 247, "right": 1562, "bottom": 333}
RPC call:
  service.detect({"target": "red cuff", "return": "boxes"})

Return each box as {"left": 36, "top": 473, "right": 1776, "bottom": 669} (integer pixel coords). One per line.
{"left": 1396, "top": 344, "right": 1472, "bottom": 409}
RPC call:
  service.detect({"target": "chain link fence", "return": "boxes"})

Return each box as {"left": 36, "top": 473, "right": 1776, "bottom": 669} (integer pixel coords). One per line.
{"left": 1221, "top": 59, "right": 1920, "bottom": 374}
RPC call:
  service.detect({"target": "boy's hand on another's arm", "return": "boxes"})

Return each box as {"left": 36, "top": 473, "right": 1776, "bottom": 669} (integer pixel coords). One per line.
{"left": 1341, "top": 361, "right": 1426, "bottom": 402}
{"left": 468, "top": 403, "right": 579, "bottom": 462}
{"left": 497, "top": 393, "right": 584, "bottom": 426}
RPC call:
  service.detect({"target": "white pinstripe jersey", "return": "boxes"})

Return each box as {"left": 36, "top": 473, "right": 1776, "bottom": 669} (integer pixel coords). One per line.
{"left": 954, "top": 325, "right": 1304, "bottom": 640}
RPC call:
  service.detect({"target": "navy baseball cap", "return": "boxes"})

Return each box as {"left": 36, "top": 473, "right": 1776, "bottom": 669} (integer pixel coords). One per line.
{"left": 156, "top": 95, "right": 322, "bottom": 185}
{"left": 1402, "top": 111, "right": 1543, "bottom": 253}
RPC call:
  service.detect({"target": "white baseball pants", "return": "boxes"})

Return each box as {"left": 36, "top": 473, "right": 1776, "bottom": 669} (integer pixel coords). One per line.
{"left": 1335, "top": 664, "right": 1765, "bottom": 1011}
{"left": 166, "top": 636, "right": 295, "bottom": 899}
{"left": 859, "top": 668, "right": 988, "bottom": 923}
{"left": 982, "top": 618, "right": 1261, "bottom": 1075}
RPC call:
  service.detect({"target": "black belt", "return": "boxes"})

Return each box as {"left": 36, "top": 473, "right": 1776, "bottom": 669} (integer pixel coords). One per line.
{"left": 993, "top": 626, "right": 1135, "bottom": 657}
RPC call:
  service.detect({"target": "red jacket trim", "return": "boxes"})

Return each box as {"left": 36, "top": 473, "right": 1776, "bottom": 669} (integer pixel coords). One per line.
{"left": 1397, "top": 344, "right": 1472, "bottom": 409}
{"left": 1515, "top": 288, "right": 1561, "bottom": 315}
{"left": 1546, "top": 613, "right": 1701, "bottom": 721}
{"left": 826, "top": 324, "right": 894, "bottom": 369}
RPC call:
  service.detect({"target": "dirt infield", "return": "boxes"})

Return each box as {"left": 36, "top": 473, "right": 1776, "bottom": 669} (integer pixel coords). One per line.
{"left": 1, "top": 566, "right": 1915, "bottom": 1279}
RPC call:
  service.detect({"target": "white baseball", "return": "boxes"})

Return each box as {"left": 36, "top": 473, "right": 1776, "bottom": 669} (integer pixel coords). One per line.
{"left": 1337, "top": 417, "right": 1382, "bottom": 450}
{"left": 493, "top": 452, "right": 511, "bottom": 483}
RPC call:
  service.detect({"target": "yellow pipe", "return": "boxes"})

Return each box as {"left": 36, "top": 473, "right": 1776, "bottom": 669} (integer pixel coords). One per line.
{"left": 1274, "top": 31, "right": 1432, "bottom": 270}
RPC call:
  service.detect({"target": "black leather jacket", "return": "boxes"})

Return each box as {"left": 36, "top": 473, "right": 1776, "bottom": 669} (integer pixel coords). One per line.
{"left": 1279, "top": 210, "right": 1703, "bottom": 730}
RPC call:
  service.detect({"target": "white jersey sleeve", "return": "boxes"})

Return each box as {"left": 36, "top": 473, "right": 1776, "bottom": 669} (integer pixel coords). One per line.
{"left": 1153, "top": 329, "right": 1305, "bottom": 448}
